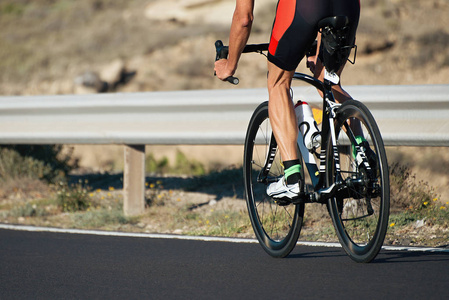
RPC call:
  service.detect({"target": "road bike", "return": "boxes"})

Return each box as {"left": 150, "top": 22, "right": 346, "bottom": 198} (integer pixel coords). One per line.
{"left": 215, "top": 16, "right": 390, "bottom": 263}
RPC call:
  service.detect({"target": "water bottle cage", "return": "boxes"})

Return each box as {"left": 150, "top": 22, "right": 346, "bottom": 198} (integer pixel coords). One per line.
{"left": 310, "top": 131, "right": 322, "bottom": 149}
{"left": 299, "top": 121, "right": 321, "bottom": 151}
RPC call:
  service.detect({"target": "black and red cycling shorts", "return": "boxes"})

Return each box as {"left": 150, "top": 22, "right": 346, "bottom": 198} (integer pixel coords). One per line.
{"left": 268, "top": 0, "right": 360, "bottom": 71}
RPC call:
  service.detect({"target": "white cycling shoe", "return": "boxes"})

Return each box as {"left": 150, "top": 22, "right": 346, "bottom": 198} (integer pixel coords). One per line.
{"left": 266, "top": 177, "right": 300, "bottom": 200}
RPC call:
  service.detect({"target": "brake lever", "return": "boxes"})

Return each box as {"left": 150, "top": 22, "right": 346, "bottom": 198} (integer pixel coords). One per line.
{"left": 214, "top": 40, "right": 239, "bottom": 85}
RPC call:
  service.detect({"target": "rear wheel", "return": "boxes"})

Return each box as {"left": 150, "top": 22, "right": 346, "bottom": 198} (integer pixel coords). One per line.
{"left": 243, "top": 102, "right": 304, "bottom": 258}
{"left": 326, "top": 100, "right": 390, "bottom": 263}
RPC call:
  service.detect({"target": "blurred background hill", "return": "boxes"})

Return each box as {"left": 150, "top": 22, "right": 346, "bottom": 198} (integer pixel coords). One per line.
{"left": 1, "top": 0, "right": 448, "bottom": 96}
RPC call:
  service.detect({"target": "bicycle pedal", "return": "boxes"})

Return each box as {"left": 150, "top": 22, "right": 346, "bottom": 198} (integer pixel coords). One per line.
{"left": 274, "top": 197, "right": 293, "bottom": 206}
{"left": 273, "top": 191, "right": 307, "bottom": 206}
{"left": 274, "top": 195, "right": 301, "bottom": 206}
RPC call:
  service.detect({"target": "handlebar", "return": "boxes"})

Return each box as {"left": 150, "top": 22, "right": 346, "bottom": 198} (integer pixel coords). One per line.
{"left": 241, "top": 43, "right": 269, "bottom": 53}
{"left": 214, "top": 40, "right": 269, "bottom": 85}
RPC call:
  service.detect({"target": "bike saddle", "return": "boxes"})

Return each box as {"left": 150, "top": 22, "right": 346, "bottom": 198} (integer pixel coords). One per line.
{"left": 318, "top": 16, "right": 349, "bottom": 30}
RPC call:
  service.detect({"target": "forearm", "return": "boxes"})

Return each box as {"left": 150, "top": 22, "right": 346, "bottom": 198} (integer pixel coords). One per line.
{"left": 227, "top": 0, "right": 254, "bottom": 74}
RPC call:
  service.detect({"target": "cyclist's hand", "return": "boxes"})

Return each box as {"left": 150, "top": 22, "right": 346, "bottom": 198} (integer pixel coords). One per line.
{"left": 214, "top": 59, "right": 235, "bottom": 81}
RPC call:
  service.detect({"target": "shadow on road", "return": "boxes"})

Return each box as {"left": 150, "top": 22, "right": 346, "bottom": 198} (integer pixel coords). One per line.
{"left": 284, "top": 247, "right": 449, "bottom": 263}
{"left": 373, "top": 249, "right": 449, "bottom": 264}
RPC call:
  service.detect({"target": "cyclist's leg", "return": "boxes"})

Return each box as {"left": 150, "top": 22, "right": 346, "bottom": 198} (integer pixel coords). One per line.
{"left": 267, "top": 0, "right": 322, "bottom": 158}
{"left": 266, "top": 0, "right": 326, "bottom": 196}
{"left": 267, "top": 62, "right": 297, "bottom": 163}
{"left": 316, "top": 62, "right": 357, "bottom": 104}
{"left": 313, "top": 59, "right": 374, "bottom": 162}
{"left": 266, "top": 63, "right": 303, "bottom": 197}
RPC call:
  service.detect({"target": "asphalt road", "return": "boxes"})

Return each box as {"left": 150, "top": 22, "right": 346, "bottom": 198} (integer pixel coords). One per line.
{"left": 1, "top": 228, "right": 448, "bottom": 299}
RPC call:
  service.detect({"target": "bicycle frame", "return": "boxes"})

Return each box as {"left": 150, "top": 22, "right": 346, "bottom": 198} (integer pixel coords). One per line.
{"left": 292, "top": 72, "right": 334, "bottom": 189}
{"left": 292, "top": 72, "right": 341, "bottom": 202}
{"left": 288, "top": 72, "right": 374, "bottom": 203}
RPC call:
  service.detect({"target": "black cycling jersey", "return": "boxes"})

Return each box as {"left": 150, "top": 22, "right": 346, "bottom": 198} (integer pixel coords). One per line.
{"left": 268, "top": 0, "right": 360, "bottom": 71}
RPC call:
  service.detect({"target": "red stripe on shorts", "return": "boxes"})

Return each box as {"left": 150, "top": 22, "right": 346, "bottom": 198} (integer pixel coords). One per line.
{"left": 269, "top": 0, "right": 296, "bottom": 56}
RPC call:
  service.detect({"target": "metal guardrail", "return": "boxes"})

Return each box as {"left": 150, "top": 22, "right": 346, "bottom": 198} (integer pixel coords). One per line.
{"left": 0, "top": 85, "right": 448, "bottom": 146}
{"left": 1, "top": 85, "right": 448, "bottom": 215}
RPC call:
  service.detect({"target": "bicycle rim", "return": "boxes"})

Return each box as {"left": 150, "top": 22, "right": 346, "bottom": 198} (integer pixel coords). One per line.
{"left": 243, "top": 102, "right": 304, "bottom": 258}
{"left": 326, "top": 100, "right": 390, "bottom": 263}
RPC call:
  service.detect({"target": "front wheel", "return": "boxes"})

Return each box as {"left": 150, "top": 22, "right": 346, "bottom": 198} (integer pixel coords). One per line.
{"left": 326, "top": 100, "right": 390, "bottom": 263}
{"left": 243, "top": 101, "right": 304, "bottom": 258}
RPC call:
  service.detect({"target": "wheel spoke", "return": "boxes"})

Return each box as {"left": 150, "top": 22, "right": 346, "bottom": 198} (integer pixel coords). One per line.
{"left": 243, "top": 102, "right": 304, "bottom": 257}
{"left": 327, "top": 100, "right": 389, "bottom": 263}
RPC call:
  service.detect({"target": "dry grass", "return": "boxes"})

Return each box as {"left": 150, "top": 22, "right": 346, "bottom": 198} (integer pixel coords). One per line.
{"left": 1, "top": 157, "right": 448, "bottom": 247}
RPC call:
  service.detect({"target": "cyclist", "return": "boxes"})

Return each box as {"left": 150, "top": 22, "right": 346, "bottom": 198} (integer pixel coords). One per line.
{"left": 214, "top": 0, "right": 360, "bottom": 201}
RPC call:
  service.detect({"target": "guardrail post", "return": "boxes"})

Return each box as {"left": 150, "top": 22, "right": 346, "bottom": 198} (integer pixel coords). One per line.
{"left": 123, "top": 145, "right": 145, "bottom": 216}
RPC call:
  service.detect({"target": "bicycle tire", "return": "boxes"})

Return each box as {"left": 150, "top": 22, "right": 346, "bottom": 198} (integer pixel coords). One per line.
{"left": 243, "top": 101, "right": 304, "bottom": 258}
{"left": 326, "top": 100, "right": 390, "bottom": 263}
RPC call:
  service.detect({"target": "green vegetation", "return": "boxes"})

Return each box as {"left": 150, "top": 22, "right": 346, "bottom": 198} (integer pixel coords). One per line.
{"left": 0, "top": 145, "right": 75, "bottom": 183}
{"left": 9, "top": 202, "right": 50, "bottom": 218}
{"left": 0, "top": 2, "right": 26, "bottom": 16}
{"left": 70, "top": 209, "right": 139, "bottom": 229}
{"left": 183, "top": 210, "right": 251, "bottom": 237}
{"left": 55, "top": 181, "right": 92, "bottom": 213}
{"left": 389, "top": 162, "right": 439, "bottom": 211}
{"left": 0, "top": 148, "right": 53, "bottom": 182}
{"left": 145, "top": 180, "right": 168, "bottom": 207}
{"left": 386, "top": 163, "right": 448, "bottom": 246}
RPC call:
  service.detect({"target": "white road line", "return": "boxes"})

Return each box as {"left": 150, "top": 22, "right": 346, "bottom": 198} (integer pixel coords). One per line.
{"left": 0, "top": 223, "right": 258, "bottom": 243}
{"left": 1, "top": 224, "right": 448, "bottom": 253}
